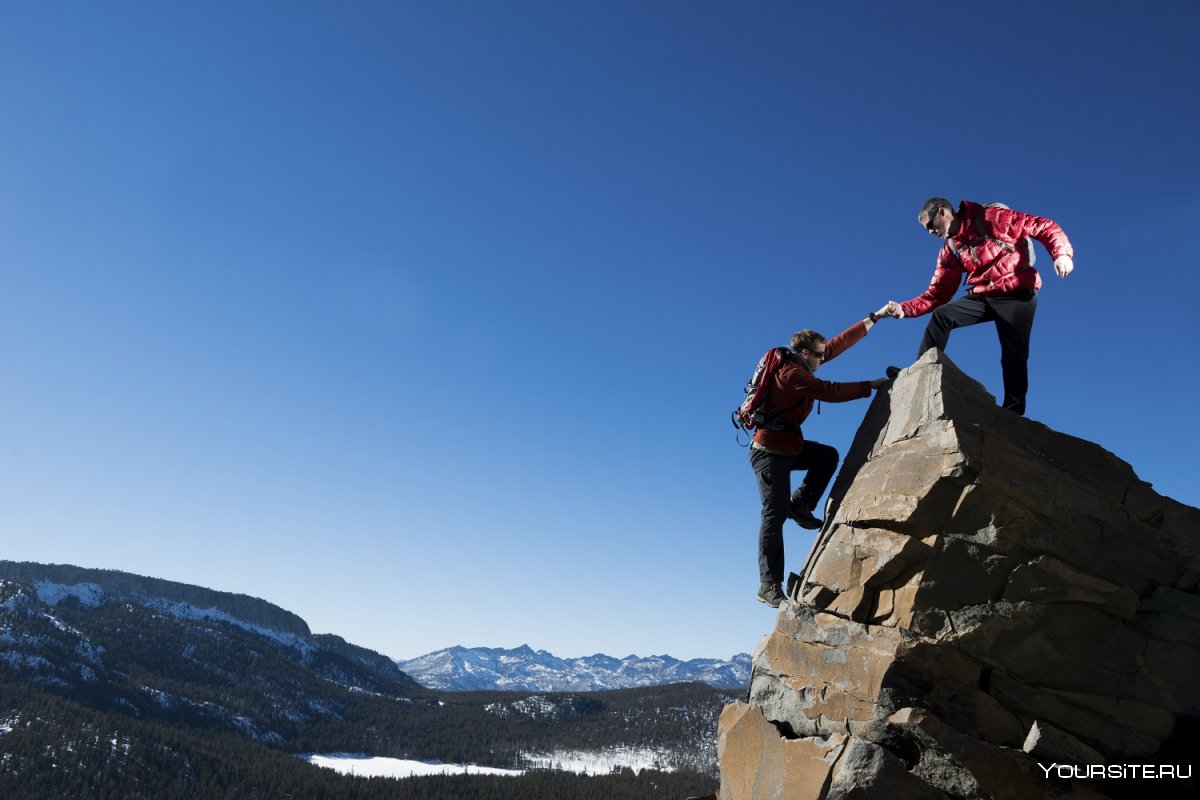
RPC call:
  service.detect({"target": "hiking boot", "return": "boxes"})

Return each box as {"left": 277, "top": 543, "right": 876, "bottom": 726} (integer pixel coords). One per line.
{"left": 756, "top": 583, "right": 786, "bottom": 608}
{"left": 1002, "top": 401, "right": 1026, "bottom": 416}
{"left": 790, "top": 506, "right": 823, "bottom": 530}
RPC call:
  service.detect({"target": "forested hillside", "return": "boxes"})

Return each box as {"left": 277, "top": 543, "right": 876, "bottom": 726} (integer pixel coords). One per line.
{"left": 1, "top": 572, "right": 727, "bottom": 797}
{"left": 0, "top": 676, "right": 718, "bottom": 799}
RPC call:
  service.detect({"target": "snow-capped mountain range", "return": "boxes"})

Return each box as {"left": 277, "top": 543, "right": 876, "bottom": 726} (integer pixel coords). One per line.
{"left": 396, "top": 645, "right": 752, "bottom": 692}
{"left": 0, "top": 560, "right": 734, "bottom": 791}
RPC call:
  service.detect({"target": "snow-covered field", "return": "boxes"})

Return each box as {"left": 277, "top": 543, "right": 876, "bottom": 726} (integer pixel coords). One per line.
{"left": 305, "top": 746, "right": 677, "bottom": 780}
{"left": 304, "top": 754, "right": 524, "bottom": 779}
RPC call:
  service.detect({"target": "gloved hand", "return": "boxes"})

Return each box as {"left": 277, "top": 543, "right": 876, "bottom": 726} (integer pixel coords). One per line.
{"left": 1054, "top": 255, "right": 1074, "bottom": 278}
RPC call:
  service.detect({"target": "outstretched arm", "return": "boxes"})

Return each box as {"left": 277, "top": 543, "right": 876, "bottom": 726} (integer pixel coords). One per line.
{"left": 896, "top": 248, "right": 964, "bottom": 318}
{"left": 865, "top": 303, "right": 895, "bottom": 326}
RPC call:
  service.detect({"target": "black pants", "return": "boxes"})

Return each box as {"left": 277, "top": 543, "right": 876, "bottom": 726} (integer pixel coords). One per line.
{"left": 918, "top": 290, "right": 1037, "bottom": 415}
{"left": 750, "top": 442, "right": 839, "bottom": 585}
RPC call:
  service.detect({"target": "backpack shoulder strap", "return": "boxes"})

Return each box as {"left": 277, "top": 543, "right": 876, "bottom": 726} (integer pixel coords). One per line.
{"left": 949, "top": 203, "right": 1038, "bottom": 271}
{"left": 972, "top": 212, "right": 990, "bottom": 240}
{"left": 949, "top": 205, "right": 1013, "bottom": 262}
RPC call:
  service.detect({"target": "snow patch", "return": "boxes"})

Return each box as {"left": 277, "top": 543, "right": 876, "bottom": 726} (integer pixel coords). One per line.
{"left": 309, "top": 745, "right": 679, "bottom": 779}
{"left": 485, "top": 695, "right": 558, "bottom": 719}
{"left": 304, "top": 753, "right": 524, "bottom": 779}
{"left": 142, "top": 597, "right": 314, "bottom": 655}
{"left": 34, "top": 582, "right": 105, "bottom": 608}
{"left": 521, "top": 746, "right": 676, "bottom": 775}
{"left": 143, "top": 687, "right": 178, "bottom": 709}
{"left": 0, "top": 652, "right": 52, "bottom": 670}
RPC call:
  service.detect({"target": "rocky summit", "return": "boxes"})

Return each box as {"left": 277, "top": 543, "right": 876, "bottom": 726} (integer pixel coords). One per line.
{"left": 718, "top": 349, "right": 1200, "bottom": 800}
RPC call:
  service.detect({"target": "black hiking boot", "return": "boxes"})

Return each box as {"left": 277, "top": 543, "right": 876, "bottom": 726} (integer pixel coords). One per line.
{"left": 790, "top": 506, "right": 823, "bottom": 530}
{"left": 756, "top": 583, "right": 786, "bottom": 608}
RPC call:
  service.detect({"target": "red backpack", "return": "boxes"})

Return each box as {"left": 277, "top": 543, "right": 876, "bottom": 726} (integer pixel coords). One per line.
{"left": 732, "top": 347, "right": 801, "bottom": 444}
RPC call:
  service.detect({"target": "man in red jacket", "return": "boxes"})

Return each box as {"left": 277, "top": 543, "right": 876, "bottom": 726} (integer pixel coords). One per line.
{"left": 751, "top": 314, "right": 890, "bottom": 608}
{"left": 883, "top": 198, "right": 1074, "bottom": 415}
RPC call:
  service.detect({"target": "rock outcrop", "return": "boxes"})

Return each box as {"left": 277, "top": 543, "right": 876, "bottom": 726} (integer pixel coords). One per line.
{"left": 719, "top": 350, "right": 1200, "bottom": 799}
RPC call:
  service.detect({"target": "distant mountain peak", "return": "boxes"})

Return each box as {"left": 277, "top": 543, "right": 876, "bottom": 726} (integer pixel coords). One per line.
{"left": 397, "top": 645, "right": 751, "bottom": 692}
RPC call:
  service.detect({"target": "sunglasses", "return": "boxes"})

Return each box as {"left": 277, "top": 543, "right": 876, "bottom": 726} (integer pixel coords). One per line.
{"left": 923, "top": 209, "right": 943, "bottom": 235}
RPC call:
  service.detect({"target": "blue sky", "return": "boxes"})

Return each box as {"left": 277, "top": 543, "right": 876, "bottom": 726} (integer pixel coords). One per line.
{"left": 2, "top": 1, "right": 1197, "bottom": 662}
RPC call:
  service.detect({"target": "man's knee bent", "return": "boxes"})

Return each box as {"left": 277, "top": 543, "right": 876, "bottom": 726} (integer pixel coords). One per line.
{"left": 806, "top": 442, "right": 840, "bottom": 470}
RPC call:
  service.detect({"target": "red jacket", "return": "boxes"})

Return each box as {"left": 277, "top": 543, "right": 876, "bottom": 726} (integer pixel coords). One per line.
{"left": 752, "top": 321, "right": 873, "bottom": 455}
{"left": 900, "top": 201, "right": 1074, "bottom": 318}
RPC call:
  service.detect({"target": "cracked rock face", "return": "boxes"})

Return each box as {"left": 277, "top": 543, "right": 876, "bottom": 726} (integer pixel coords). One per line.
{"left": 719, "top": 350, "right": 1200, "bottom": 799}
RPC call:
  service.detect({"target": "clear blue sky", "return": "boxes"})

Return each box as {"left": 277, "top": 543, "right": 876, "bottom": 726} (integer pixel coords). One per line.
{"left": 2, "top": 2, "right": 1197, "bottom": 662}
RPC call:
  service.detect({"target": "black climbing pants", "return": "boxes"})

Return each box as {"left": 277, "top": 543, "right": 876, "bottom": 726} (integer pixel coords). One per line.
{"left": 918, "top": 289, "right": 1037, "bottom": 415}
{"left": 750, "top": 441, "right": 839, "bottom": 586}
